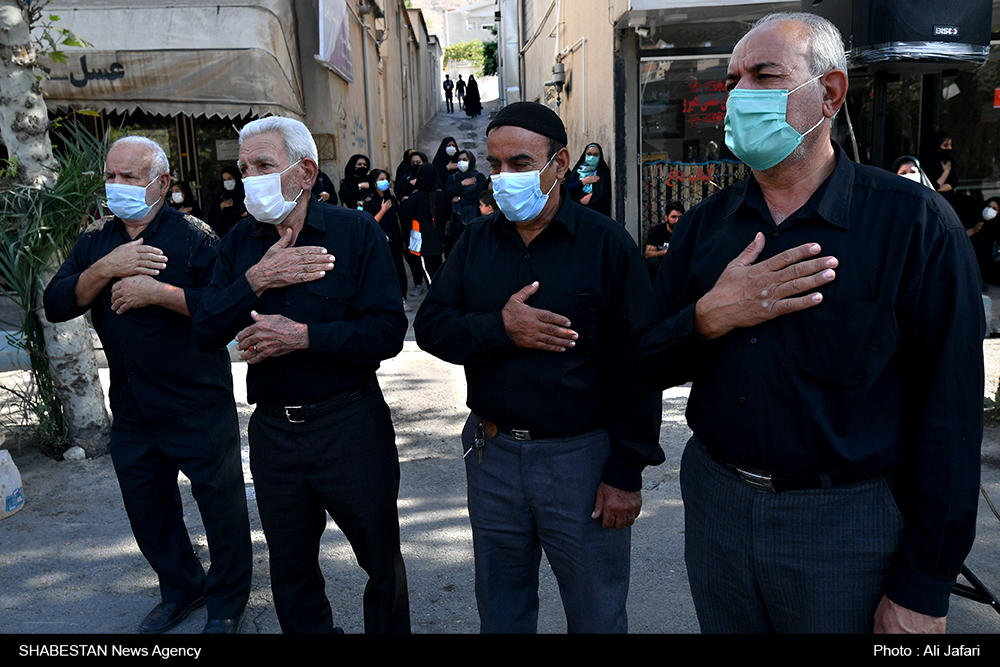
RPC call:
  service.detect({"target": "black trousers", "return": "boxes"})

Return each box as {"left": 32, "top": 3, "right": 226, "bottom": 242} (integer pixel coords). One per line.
{"left": 404, "top": 250, "right": 428, "bottom": 287}
{"left": 249, "top": 385, "right": 410, "bottom": 634}
{"left": 110, "top": 400, "right": 252, "bottom": 619}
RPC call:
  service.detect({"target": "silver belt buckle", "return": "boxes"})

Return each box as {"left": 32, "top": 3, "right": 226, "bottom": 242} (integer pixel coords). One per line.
{"left": 511, "top": 429, "right": 530, "bottom": 441}
{"left": 284, "top": 406, "right": 305, "bottom": 424}
{"left": 735, "top": 467, "right": 775, "bottom": 492}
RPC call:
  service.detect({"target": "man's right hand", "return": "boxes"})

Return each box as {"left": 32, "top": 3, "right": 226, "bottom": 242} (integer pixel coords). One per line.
{"left": 501, "top": 282, "right": 578, "bottom": 352}
{"left": 694, "top": 232, "right": 837, "bottom": 340}
{"left": 245, "top": 227, "right": 336, "bottom": 296}
{"left": 644, "top": 244, "right": 667, "bottom": 259}
{"left": 96, "top": 238, "right": 168, "bottom": 279}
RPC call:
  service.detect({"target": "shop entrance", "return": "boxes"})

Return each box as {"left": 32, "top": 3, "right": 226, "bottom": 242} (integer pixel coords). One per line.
{"left": 638, "top": 55, "right": 750, "bottom": 245}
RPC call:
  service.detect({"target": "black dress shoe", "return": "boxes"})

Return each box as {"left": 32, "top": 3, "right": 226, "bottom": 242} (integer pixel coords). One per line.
{"left": 202, "top": 610, "right": 246, "bottom": 635}
{"left": 139, "top": 597, "right": 205, "bottom": 634}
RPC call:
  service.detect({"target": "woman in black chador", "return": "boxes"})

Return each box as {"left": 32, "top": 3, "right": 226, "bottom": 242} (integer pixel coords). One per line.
{"left": 338, "top": 154, "right": 371, "bottom": 210}
{"left": 206, "top": 166, "right": 247, "bottom": 238}
{"left": 566, "top": 142, "right": 613, "bottom": 218}
{"left": 464, "top": 75, "right": 482, "bottom": 117}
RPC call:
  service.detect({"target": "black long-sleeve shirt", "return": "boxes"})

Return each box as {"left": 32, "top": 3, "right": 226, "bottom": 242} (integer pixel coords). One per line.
{"left": 43, "top": 206, "right": 234, "bottom": 422}
{"left": 191, "top": 200, "right": 406, "bottom": 406}
{"left": 414, "top": 192, "right": 664, "bottom": 491}
{"left": 632, "top": 144, "right": 984, "bottom": 617}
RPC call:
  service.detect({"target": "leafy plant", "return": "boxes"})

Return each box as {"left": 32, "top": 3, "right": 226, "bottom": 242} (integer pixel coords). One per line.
{"left": 444, "top": 40, "right": 485, "bottom": 75}
{"left": 0, "top": 120, "right": 107, "bottom": 456}
{"left": 24, "top": 0, "right": 91, "bottom": 68}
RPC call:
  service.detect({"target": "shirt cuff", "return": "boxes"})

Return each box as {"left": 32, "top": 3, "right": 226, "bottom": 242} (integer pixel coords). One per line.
{"left": 885, "top": 567, "right": 956, "bottom": 618}
{"left": 601, "top": 453, "right": 646, "bottom": 492}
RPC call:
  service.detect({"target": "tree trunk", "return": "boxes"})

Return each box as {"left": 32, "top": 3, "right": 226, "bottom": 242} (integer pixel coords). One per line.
{"left": 2, "top": 1, "right": 110, "bottom": 456}
{"left": 36, "top": 261, "right": 110, "bottom": 458}
{"left": 0, "top": 0, "right": 58, "bottom": 188}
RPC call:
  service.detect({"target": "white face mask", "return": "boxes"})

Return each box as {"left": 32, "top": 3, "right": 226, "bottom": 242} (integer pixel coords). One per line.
{"left": 243, "top": 160, "right": 303, "bottom": 225}
{"left": 446, "top": 145, "right": 457, "bottom": 156}
{"left": 899, "top": 171, "right": 922, "bottom": 184}
{"left": 223, "top": 179, "right": 236, "bottom": 191}
{"left": 983, "top": 206, "right": 998, "bottom": 221}
{"left": 171, "top": 191, "right": 185, "bottom": 203}
{"left": 457, "top": 160, "right": 469, "bottom": 173}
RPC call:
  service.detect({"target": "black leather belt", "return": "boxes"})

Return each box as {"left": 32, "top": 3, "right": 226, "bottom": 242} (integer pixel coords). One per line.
{"left": 259, "top": 377, "right": 378, "bottom": 424}
{"left": 484, "top": 420, "right": 563, "bottom": 441}
{"left": 719, "top": 459, "right": 875, "bottom": 493}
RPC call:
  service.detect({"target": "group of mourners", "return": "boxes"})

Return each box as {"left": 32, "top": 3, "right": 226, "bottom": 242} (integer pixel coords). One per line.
{"left": 888, "top": 132, "right": 1000, "bottom": 288}
{"left": 182, "top": 135, "right": 617, "bottom": 315}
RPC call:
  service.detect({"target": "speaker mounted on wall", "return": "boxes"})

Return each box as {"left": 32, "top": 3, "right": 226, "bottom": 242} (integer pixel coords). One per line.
{"left": 804, "top": 0, "right": 992, "bottom": 74}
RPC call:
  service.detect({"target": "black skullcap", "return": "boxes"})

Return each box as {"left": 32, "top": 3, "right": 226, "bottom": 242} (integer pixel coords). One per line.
{"left": 486, "top": 101, "right": 567, "bottom": 146}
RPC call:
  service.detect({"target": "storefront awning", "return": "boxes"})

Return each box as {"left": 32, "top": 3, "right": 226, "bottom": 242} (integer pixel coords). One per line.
{"left": 40, "top": 0, "right": 305, "bottom": 120}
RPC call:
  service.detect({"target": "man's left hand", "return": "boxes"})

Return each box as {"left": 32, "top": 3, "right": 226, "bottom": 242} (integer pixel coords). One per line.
{"left": 236, "top": 310, "right": 309, "bottom": 363}
{"left": 873, "top": 596, "right": 946, "bottom": 634}
{"left": 110, "top": 275, "right": 162, "bottom": 314}
{"left": 591, "top": 482, "right": 641, "bottom": 529}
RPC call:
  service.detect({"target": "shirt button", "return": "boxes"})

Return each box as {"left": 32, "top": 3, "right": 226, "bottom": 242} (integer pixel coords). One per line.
{"left": 285, "top": 301, "right": 291, "bottom": 306}
{"left": 739, "top": 397, "right": 747, "bottom": 404}
{"left": 524, "top": 253, "right": 530, "bottom": 259}
{"left": 769, "top": 230, "right": 779, "bottom": 237}
{"left": 750, "top": 337, "right": 757, "bottom": 344}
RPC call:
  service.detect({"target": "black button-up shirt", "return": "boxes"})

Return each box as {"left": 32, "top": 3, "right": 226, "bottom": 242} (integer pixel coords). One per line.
{"left": 43, "top": 206, "right": 234, "bottom": 422}
{"left": 191, "top": 200, "right": 406, "bottom": 406}
{"left": 414, "top": 192, "right": 664, "bottom": 491}
{"left": 632, "top": 144, "right": 984, "bottom": 617}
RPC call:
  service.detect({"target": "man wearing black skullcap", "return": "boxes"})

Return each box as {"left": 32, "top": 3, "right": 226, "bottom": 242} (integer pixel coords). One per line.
{"left": 415, "top": 101, "right": 664, "bottom": 633}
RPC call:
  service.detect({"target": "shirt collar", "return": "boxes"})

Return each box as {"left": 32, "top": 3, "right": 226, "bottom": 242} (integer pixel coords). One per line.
{"left": 114, "top": 200, "right": 168, "bottom": 239}
{"left": 725, "top": 142, "right": 854, "bottom": 231}
{"left": 251, "top": 198, "right": 325, "bottom": 238}
{"left": 492, "top": 186, "right": 578, "bottom": 239}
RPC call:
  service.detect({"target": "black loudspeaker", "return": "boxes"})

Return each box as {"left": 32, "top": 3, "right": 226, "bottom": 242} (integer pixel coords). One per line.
{"left": 804, "top": 0, "right": 992, "bottom": 73}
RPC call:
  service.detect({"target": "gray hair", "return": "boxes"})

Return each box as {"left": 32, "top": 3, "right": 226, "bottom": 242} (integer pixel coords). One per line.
{"left": 239, "top": 116, "right": 318, "bottom": 164}
{"left": 109, "top": 136, "right": 169, "bottom": 182}
{"left": 752, "top": 12, "right": 848, "bottom": 76}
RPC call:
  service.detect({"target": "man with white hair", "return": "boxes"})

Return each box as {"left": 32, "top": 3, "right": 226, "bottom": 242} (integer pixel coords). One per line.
{"left": 633, "top": 13, "right": 983, "bottom": 633}
{"left": 44, "top": 136, "right": 252, "bottom": 634}
{"left": 192, "top": 116, "right": 410, "bottom": 634}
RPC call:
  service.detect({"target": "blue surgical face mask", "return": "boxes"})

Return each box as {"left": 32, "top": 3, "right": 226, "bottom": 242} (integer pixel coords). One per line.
{"left": 492, "top": 153, "right": 558, "bottom": 223}
{"left": 724, "top": 75, "right": 825, "bottom": 171}
{"left": 376, "top": 179, "right": 390, "bottom": 192}
{"left": 106, "top": 178, "right": 159, "bottom": 221}
{"left": 584, "top": 154, "right": 599, "bottom": 169}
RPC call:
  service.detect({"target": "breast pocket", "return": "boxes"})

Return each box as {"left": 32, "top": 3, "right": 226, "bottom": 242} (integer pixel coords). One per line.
{"left": 304, "top": 274, "right": 358, "bottom": 320}
{"left": 562, "top": 293, "right": 601, "bottom": 354}
{"left": 780, "top": 299, "right": 900, "bottom": 391}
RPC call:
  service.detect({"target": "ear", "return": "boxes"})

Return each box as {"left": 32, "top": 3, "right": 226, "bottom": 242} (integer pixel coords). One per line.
{"left": 155, "top": 173, "right": 171, "bottom": 197}
{"left": 553, "top": 146, "right": 572, "bottom": 181}
{"left": 299, "top": 158, "right": 319, "bottom": 190}
{"left": 820, "top": 69, "right": 849, "bottom": 119}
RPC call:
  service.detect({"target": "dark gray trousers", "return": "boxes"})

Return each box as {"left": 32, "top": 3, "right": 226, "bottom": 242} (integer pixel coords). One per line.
{"left": 462, "top": 413, "right": 630, "bottom": 634}
{"left": 681, "top": 436, "right": 904, "bottom": 633}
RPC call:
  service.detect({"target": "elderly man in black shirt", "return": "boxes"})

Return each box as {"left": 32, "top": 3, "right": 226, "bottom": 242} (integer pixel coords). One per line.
{"left": 191, "top": 116, "right": 409, "bottom": 634}
{"left": 633, "top": 13, "right": 983, "bottom": 634}
{"left": 44, "top": 137, "right": 251, "bottom": 634}
{"left": 415, "top": 102, "right": 663, "bottom": 633}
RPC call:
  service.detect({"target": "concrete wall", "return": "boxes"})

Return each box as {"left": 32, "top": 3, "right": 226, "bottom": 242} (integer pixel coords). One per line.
{"left": 298, "top": 1, "right": 441, "bottom": 182}
{"left": 408, "top": 10, "right": 444, "bottom": 139}
{"left": 518, "top": 0, "right": 626, "bottom": 227}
